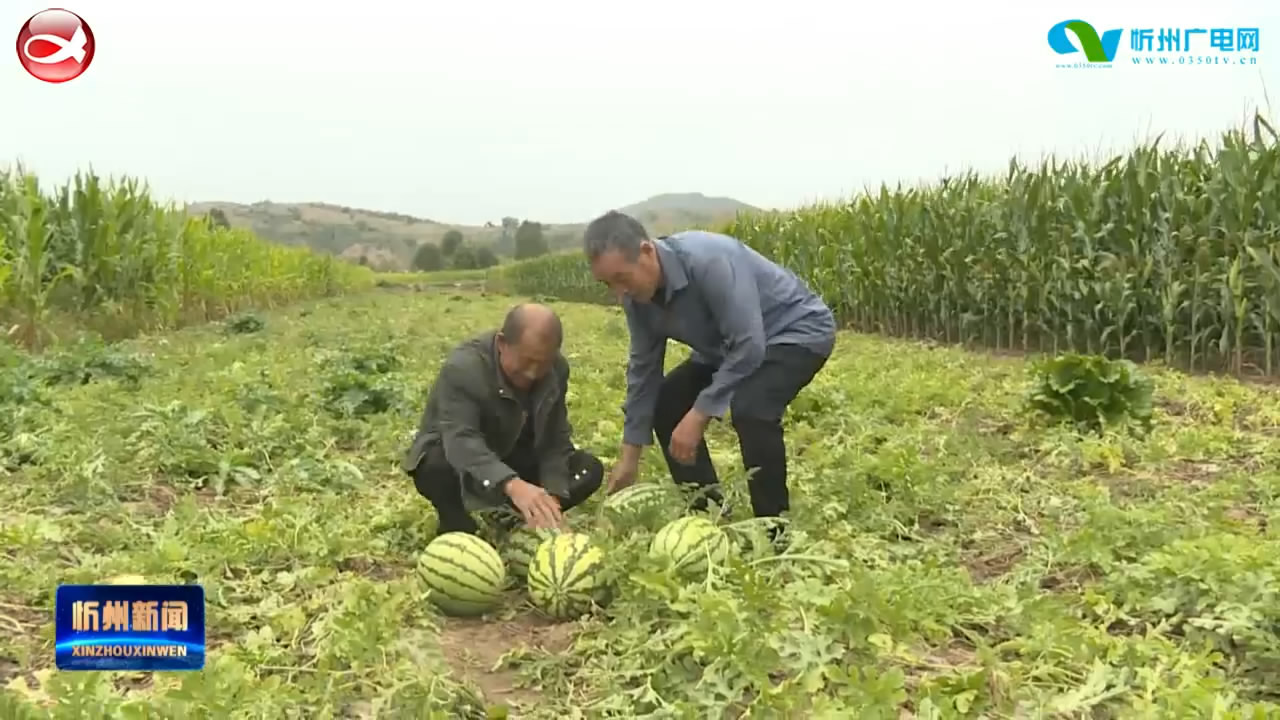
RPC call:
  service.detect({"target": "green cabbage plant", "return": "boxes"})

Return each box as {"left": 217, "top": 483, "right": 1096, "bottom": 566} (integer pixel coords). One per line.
{"left": 1026, "top": 353, "right": 1155, "bottom": 435}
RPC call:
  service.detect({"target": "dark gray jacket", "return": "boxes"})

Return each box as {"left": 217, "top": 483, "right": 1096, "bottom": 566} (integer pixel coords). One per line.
{"left": 401, "top": 330, "right": 574, "bottom": 511}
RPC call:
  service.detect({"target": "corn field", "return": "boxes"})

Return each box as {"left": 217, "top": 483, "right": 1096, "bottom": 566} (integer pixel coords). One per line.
{"left": 489, "top": 113, "right": 1280, "bottom": 379}
{"left": 485, "top": 251, "right": 614, "bottom": 305}
{"left": 0, "top": 166, "right": 376, "bottom": 349}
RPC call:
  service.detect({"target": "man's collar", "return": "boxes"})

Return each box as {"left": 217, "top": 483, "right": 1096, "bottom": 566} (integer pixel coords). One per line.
{"left": 653, "top": 237, "right": 688, "bottom": 303}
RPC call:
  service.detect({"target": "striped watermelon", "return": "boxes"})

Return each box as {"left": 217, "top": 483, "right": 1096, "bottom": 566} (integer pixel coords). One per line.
{"left": 527, "top": 532, "right": 607, "bottom": 620}
{"left": 502, "top": 526, "right": 556, "bottom": 580}
{"left": 649, "top": 516, "right": 731, "bottom": 575}
{"left": 417, "top": 532, "right": 506, "bottom": 616}
{"left": 602, "top": 483, "right": 666, "bottom": 516}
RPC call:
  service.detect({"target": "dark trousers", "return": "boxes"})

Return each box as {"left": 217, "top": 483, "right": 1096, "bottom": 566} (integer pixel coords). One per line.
{"left": 412, "top": 448, "right": 603, "bottom": 535}
{"left": 654, "top": 344, "right": 828, "bottom": 523}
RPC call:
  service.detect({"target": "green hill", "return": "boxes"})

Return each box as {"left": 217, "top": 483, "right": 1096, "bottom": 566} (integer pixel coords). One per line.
{"left": 186, "top": 192, "right": 763, "bottom": 272}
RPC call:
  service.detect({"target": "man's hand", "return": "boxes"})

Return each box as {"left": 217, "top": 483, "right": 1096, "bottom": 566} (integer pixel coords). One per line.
{"left": 669, "top": 409, "right": 710, "bottom": 465}
{"left": 606, "top": 443, "right": 644, "bottom": 495}
{"left": 606, "top": 461, "right": 638, "bottom": 495}
{"left": 504, "top": 477, "right": 563, "bottom": 529}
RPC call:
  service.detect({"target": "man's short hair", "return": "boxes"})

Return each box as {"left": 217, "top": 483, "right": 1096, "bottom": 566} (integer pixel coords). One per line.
{"left": 583, "top": 210, "right": 649, "bottom": 262}
{"left": 501, "top": 303, "right": 563, "bottom": 348}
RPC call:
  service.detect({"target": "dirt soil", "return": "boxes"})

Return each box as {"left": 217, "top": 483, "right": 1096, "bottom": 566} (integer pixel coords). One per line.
{"left": 437, "top": 608, "right": 577, "bottom": 712}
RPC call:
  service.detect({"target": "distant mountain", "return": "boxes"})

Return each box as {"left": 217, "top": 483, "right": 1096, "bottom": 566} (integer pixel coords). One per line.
{"left": 186, "top": 192, "right": 763, "bottom": 271}
{"left": 617, "top": 192, "right": 761, "bottom": 226}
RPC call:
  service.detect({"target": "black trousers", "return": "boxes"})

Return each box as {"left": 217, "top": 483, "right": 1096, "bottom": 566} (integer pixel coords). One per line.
{"left": 411, "top": 447, "right": 603, "bottom": 535}
{"left": 653, "top": 344, "right": 828, "bottom": 522}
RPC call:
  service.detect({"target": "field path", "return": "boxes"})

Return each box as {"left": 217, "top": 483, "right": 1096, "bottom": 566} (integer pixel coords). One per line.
{"left": 437, "top": 607, "right": 575, "bottom": 709}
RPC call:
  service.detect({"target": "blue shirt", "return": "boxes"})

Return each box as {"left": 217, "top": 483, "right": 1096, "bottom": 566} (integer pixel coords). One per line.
{"left": 620, "top": 230, "right": 837, "bottom": 446}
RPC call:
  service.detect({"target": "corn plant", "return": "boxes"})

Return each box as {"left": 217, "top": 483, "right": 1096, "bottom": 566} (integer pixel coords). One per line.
{"left": 0, "top": 167, "right": 79, "bottom": 349}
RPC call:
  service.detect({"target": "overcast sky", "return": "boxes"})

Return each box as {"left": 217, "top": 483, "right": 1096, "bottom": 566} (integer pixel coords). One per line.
{"left": 3, "top": 0, "right": 1277, "bottom": 226}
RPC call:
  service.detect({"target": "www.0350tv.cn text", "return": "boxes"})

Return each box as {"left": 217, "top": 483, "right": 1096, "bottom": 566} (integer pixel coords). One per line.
{"left": 1132, "top": 55, "right": 1260, "bottom": 65}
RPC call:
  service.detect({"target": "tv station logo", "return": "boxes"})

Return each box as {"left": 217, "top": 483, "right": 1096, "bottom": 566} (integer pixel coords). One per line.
{"left": 16, "top": 8, "right": 95, "bottom": 83}
{"left": 55, "top": 583, "right": 205, "bottom": 671}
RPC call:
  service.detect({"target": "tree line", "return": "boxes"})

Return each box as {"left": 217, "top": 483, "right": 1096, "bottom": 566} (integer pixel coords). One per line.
{"left": 411, "top": 218, "right": 551, "bottom": 272}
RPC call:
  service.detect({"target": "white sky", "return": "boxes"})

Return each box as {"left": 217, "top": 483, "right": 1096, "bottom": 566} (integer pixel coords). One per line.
{"left": 2, "top": 0, "right": 1277, "bottom": 226}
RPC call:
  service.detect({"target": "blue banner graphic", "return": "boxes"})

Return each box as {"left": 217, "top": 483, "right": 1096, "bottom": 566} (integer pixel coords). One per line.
{"left": 55, "top": 584, "right": 205, "bottom": 671}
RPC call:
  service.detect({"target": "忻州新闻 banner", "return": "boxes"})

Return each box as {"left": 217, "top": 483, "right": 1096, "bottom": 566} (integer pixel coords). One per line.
{"left": 55, "top": 584, "right": 205, "bottom": 671}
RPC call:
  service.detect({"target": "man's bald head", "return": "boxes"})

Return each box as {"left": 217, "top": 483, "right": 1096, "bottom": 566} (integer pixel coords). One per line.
{"left": 500, "top": 302, "right": 563, "bottom": 350}
{"left": 496, "top": 303, "right": 562, "bottom": 390}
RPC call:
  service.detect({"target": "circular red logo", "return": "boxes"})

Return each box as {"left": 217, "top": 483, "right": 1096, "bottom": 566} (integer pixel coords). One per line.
{"left": 16, "top": 8, "right": 95, "bottom": 83}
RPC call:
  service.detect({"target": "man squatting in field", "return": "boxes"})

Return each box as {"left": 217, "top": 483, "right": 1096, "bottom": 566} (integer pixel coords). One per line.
{"left": 401, "top": 303, "right": 603, "bottom": 534}
{"left": 584, "top": 211, "right": 836, "bottom": 546}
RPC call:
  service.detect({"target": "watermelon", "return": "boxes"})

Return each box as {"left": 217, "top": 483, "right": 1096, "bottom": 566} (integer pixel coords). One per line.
{"left": 502, "top": 526, "right": 556, "bottom": 580}
{"left": 649, "top": 516, "right": 731, "bottom": 575}
{"left": 527, "top": 532, "right": 607, "bottom": 620}
{"left": 417, "top": 532, "right": 506, "bottom": 616}
{"left": 602, "top": 483, "right": 666, "bottom": 515}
